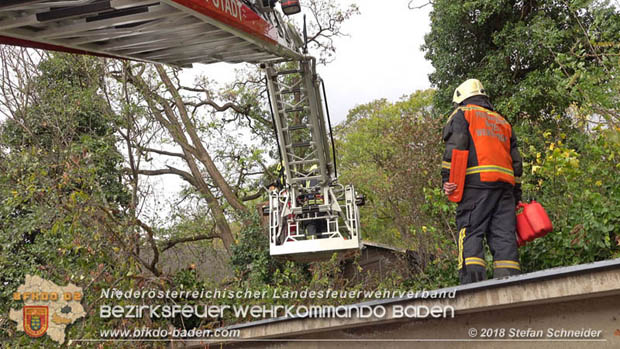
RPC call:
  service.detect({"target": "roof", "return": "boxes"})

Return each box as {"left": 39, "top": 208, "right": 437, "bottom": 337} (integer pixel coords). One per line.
{"left": 180, "top": 258, "right": 620, "bottom": 348}
{"left": 360, "top": 240, "right": 407, "bottom": 254}
{"left": 224, "top": 258, "right": 620, "bottom": 331}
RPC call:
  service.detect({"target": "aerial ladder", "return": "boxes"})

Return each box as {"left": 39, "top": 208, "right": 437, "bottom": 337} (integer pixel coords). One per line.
{"left": 0, "top": 0, "right": 362, "bottom": 262}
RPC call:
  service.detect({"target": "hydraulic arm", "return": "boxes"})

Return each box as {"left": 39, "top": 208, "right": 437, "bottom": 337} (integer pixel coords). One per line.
{"left": 0, "top": 0, "right": 362, "bottom": 261}
{"left": 265, "top": 58, "right": 361, "bottom": 261}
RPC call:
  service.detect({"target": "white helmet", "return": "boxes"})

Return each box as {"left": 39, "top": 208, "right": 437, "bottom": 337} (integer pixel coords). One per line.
{"left": 452, "top": 79, "right": 487, "bottom": 104}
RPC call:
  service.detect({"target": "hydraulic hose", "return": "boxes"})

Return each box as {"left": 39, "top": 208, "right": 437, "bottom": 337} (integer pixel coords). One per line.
{"left": 320, "top": 78, "right": 338, "bottom": 179}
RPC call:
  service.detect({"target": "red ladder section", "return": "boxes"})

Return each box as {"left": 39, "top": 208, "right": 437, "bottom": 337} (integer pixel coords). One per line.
{"left": 0, "top": 0, "right": 302, "bottom": 66}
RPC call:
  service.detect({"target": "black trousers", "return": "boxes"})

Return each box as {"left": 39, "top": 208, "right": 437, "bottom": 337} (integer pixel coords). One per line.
{"left": 456, "top": 187, "right": 521, "bottom": 284}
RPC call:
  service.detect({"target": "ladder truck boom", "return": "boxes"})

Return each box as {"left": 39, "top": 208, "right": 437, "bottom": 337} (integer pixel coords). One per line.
{"left": 0, "top": 0, "right": 362, "bottom": 261}
{"left": 0, "top": 0, "right": 301, "bottom": 65}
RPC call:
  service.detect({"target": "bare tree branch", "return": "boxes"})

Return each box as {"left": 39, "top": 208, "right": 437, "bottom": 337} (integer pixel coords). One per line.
{"left": 241, "top": 191, "right": 263, "bottom": 202}
{"left": 186, "top": 100, "right": 249, "bottom": 115}
{"left": 154, "top": 64, "right": 248, "bottom": 214}
{"left": 161, "top": 232, "right": 218, "bottom": 252}
{"left": 137, "top": 166, "right": 197, "bottom": 187}
{"left": 135, "top": 218, "right": 160, "bottom": 275}
{"left": 136, "top": 146, "right": 186, "bottom": 159}
{"left": 408, "top": 0, "right": 433, "bottom": 10}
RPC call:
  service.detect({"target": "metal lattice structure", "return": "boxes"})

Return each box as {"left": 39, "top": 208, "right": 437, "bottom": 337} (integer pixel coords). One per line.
{"left": 0, "top": 0, "right": 362, "bottom": 261}
{"left": 265, "top": 59, "right": 361, "bottom": 261}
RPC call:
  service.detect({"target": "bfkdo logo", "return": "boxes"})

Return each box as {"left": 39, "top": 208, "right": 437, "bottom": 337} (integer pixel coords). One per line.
{"left": 9, "top": 275, "right": 86, "bottom": 344}
{"left": 23, "top": 306, "right": 49, "bottom": 338}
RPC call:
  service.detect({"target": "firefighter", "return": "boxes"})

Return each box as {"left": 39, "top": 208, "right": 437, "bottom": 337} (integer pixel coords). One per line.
{"left": 441, "top": 79, "right": 523, "bottom": 284}
{"left": 300, "top": 164, "right": 327, "bottom": 238}
{"left": 268, "top": 162, "right": 286, "bottom": 192}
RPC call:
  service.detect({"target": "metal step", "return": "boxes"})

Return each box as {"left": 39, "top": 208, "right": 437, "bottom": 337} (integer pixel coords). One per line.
{"left": 281, "top": 88, "right": 304, "bottom": 94}
{"left": 275, "top": 69, "right": 301, "bottom": 75}
{"left": 288, "top": 160, "right": 319, "bottom": 166}
{"left": 290, "top": 176, "right": 322, "bottom": 183}
{"left": 282, "top": 106, "right": 308, "bottom": 113}
{"left": 289, "top": 142, "right": 312, "bottom": 148}
{"left": 286, "top": 124, "right": 308, "bottom": 131}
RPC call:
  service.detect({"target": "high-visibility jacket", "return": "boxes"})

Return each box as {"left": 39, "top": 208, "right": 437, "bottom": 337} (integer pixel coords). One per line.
{"left": 304, "top": 164, "right": 323, "bottom": 205}
{"left": 441, "top": 96, "right": 523, "bottom": 194}
{"left": 276, "top": 162, "right": 285, "bottom": 188}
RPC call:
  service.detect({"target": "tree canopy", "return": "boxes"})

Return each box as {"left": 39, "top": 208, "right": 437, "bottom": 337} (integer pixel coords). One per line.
{"left": 423, "top": 0, "right": 620, "bottom": 126}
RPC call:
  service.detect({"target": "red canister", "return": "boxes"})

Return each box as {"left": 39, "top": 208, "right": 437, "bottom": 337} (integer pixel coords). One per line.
{"left": 516, "top": 203, "right": 536, "bottom": 243}
{"left": 523, "top": 200, "right": 553, "bottom": 238}
{"left": 516, "top": 201, "right": 553, "bottom": 246}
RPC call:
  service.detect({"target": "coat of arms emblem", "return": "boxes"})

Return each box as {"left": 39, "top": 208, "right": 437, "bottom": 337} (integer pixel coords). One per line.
{"left": 23, "top": 306, "right": 48, "bottom": 338}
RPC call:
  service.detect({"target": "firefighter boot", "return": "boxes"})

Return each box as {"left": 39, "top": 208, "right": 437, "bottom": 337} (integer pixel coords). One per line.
{"left": 493, "top": 267, "right": 520, "bottom": 279}
{"left": 459, "top": 265, "right": 487, "bottom": 284}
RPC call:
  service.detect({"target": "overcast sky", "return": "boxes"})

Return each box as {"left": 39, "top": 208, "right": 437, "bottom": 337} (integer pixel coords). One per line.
{"left": 320, "top": 1, "right": 434, "bottom": 122}
{"left": 191, "top": 0, "right": 434, "bottom": 124}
